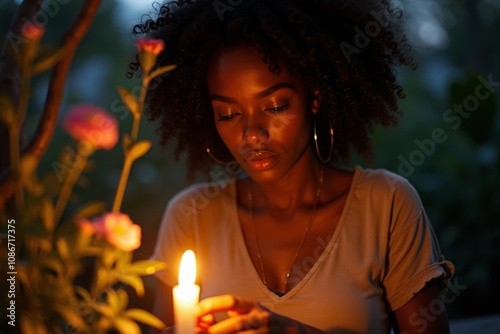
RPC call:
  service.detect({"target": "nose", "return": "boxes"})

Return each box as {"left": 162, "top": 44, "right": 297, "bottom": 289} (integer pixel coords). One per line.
{"left": 243, "top": 119, "right": 269, "bottom": 147}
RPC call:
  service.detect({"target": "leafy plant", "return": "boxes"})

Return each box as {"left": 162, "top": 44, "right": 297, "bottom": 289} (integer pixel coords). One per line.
{"left": 0, "top": 22, "right": 174, "bottom": 333}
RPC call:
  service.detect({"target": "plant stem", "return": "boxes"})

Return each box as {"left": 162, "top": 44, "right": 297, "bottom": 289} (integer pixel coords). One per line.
{"left": 111, "top": 76, "right": 149, "bottom": 213}
{"left": 111, "top": 156, "right": 133, "bottom": 213}
{"left": 90, "top": 255, "right": 103, "bottom": 300}
{"left": 130, "top": 76, "right": 149, "bottom": 142}
{"left": 54, "top": 144, "right": 91, "bottom": 223}
{"left": 10, "top": 55, "right": 33, "bottom": 211}
{"left": 9, "top": 126, "right": 22, "bottom": 211}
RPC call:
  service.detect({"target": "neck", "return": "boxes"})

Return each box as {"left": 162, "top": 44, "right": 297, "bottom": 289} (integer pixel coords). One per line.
{"left": 251, "top": 159, "right": 324, "bottom": 212}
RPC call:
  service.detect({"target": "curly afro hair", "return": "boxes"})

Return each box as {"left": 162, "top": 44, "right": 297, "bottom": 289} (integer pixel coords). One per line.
{"left": 129, "top": 0, "right": 415, "bottom": 180}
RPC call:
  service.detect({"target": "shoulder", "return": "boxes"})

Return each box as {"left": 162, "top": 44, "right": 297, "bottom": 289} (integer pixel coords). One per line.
{"left": 354, "top": 166, "right": 423, "bottom": 206}
{"left": 352, "top": 167, "right": 426, "bottom": 232}
{"left": 166, "top": 178, "right": 236, "bottom": 212}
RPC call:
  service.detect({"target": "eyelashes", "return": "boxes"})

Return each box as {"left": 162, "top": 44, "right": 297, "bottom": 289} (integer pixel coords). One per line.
{"left": 217, "top": 103, "right": 290, "bottom": 122}
{"left": 218, "top": 114, "right": 238, "bottom": 121}
{"left": 265, "top": 103, "right": 289, "bottom": 113}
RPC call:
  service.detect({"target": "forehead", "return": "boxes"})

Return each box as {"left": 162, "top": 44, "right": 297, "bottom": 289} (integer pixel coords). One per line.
{"left": 206, "top": 44, "right": 299, "bottom": 94}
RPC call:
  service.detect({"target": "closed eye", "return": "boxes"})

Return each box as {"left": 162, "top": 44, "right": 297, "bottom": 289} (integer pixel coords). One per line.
{"left": 265, "top": 103, "right": 289, "bottom": 113}
{"left": 218, "top": 113, "right": 240, "bottom": 121}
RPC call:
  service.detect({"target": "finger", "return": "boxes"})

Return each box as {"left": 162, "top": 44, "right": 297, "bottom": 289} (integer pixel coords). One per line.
{"left": 196, "top": 295, "right": 255, "bottom": 317}
{"left": 162, "top": 326, "right": 175, "bottom": 334}
{"left": 207, "top": 311, "right": 268, "bottom": 333}
{"left": 198, "top": 313, "right": 216, "bottom": 329}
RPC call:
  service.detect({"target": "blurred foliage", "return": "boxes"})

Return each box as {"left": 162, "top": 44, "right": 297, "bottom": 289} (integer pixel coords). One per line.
{"left": 1, "top": 0, "right": 499, "bottom": 323}
{"left": 367, "top": 0, "right": 500, "bottom": 319}
{"left": 0, "top": 2, "right": 173, "bottom": 332}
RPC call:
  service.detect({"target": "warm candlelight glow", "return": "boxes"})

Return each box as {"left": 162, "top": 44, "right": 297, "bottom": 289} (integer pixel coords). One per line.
{"left": 173, "top": 250, "right": 200, "bottom": 334}
{"left": 179, "top": 250, "right": 196, "bottom": 286}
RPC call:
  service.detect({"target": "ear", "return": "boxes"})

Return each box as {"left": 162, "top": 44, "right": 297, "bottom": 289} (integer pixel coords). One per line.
{"left": 312, "top": 89, "right": 321, "bottom": 114}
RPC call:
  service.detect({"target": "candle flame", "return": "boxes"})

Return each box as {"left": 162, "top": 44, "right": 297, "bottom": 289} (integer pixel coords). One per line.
{"left": 178, "top": 250, "right": 196, "bottom": 286}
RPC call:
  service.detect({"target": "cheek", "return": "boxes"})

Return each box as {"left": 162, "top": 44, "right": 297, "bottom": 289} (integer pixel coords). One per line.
{"left": 268, "top": 113, "right": 300, "bottom": 135}
{"left": 269, "top": 113, "right": 311, "bottom": 143}
{"left": 214, "top": 122, "right": 237, "bottom": 149}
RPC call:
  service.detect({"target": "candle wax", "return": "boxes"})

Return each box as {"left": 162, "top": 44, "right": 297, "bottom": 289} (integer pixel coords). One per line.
{"left": 173, "top": 250, "right": 200, "bottom": 334}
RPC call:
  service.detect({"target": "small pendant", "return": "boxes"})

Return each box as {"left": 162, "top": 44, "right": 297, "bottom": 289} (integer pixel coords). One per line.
{"left": 272, "top": 288, "right": 285, "bottom": 297}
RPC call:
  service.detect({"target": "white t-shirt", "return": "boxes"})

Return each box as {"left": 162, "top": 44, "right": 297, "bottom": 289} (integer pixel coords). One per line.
{"left": 151, "top": 166, "right": 454, "bottom": 333}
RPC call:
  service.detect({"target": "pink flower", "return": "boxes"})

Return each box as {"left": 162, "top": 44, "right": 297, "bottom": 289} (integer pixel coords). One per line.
{"left": 135, "top": 38, "right": 165, "bottom": 55}
{"left": 62, "top": 104, "right": 118, "bottom": 150}
{"left": 77, "top": 218, "right": 105, "bottom": 237}
{"left": 21, "top": 22, "right": 45, "bottom": 41}
{"left": 87, "top": 212, "right": 142, "bottom": 252}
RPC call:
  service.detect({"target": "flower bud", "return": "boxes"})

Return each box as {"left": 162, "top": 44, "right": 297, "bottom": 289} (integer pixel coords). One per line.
{"left": 21, "top": 22, "right": 45, "bottom": 41}
{"left": 135, "top": 38, "right": 165, "bottom": 74}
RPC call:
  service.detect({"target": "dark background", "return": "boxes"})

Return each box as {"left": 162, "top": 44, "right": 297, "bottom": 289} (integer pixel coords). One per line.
{"left": 1, "top": 0, "right": 499, "bottom": 323}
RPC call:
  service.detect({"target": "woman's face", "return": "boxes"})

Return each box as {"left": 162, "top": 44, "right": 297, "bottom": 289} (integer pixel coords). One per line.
{"left": 206, "top": 44, "right": 316, "bottom": 183}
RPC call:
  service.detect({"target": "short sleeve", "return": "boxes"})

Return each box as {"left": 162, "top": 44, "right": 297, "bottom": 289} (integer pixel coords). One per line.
{"left": 150, "top": 185, "right": 199, "bottom": 288}
{"left": 380, "top": 172, "right": 455, "bottom": 311}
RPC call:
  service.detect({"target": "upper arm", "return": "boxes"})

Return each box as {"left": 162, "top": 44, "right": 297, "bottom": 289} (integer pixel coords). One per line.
{"left": 379, "top": 172, "right": 454, "bottom": 312}
{"left": 392, "top": 279, "right": 450, "bottom": 334}
{"left": 149, "top": 278, "right": 175, "bottom": 334}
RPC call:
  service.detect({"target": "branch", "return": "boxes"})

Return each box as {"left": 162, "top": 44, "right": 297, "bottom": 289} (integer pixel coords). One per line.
{"left": 0, "top": 0, "right": 42, "bottom": 103}
{"left": 0, "top": 0, "right": 103, "bottom": 209}
{"left": 0, "top": 0, "right": 42, "bottom": 211}
{"left": 27, "top": 0, "right": 103, "bottom": 160}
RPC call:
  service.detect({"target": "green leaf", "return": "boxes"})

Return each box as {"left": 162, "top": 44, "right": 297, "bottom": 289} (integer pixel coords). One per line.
{"left": 127, "top": 140, "right": 151, "bottom": 160}
{"left": 104, "top": 288, "right": 129, "bottom": 313}
{"left": 118, "top": 274, "right": 145, "bottom": 297}
{"left": 117, "top": 86, "right": 139, "bottom": 119}
{"left": 71, "top": 201, "right": 107, "bottom": 221}
{"left": 81, "top": 245, "right": 105, "bottom": 257}
{"left": 57, "top": 238, "right": 70, "bottom": 261}
{"left": 32, "top": 46, "right": 67, "bottom": 74}
{"left": 125, "top": 308, "right": 166, "bottom": 330}
{"left": 94, "top": 316, "right": 113, "bottom": 332}
{"left": 27, "top": 235, "right": 53, "bottom": 253}
{"left": 126, "top": 260, "right": 167, "bottom": 276}
{"left": 95, "top": 267, "right": 111, "bottom": 293}
{"left": 39, "top": 257, "right": 64, "bottom": 276}
{"left": 149, "top": 64, "right": 177, "bottom": 80}
{"left": 102, "top": 247, "right": 118, "bottom": 268}
{"left": 75, "top": 231, "right": 91, "bottom": 252}
{"left": 75, "top": 286, "right": 92, "bottom": 302}
{"left": 16, "top": 266, "right": 31, "bottom": 289}
{"left": 115, "top": 250, "right": 132, "bottom": 272}
{"left": 53, "top": 303, "right": 88, "bottom": 331}
{"left": 19, "top": 153, "right": 39, "bottom": 179}
{"left": 116, "top": 289, "right": 129, "bottom": 312}
{"left": 113, "top": 317, "right": 141, "bottom": 334}
{"left": 41, "top": 197, "right": 55, "bottom": 232}
{"left": 106, "top": 288, "right": 120, "bottom": 312}
{"left": 95, "top": 301, "right": 114, "bottom": 318}
{"left": 20, "top": 313, "right": 49, "bottom": 334}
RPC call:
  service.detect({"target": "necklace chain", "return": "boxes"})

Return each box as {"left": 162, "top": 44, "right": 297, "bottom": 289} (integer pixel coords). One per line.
{"left": 248, "top": 167, "right": 325, "bottom": 294}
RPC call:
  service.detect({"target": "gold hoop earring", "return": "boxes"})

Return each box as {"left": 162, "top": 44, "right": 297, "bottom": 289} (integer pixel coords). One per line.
{"left": 313, "top": 114, "right": 334, "bottom": 163}
{"left": 206, "top": 146, "right": 229, "bottom": 165}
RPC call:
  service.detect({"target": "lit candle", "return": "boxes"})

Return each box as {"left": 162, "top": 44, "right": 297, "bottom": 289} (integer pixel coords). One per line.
{"left": 173, "top": 250, "right": 200, "bottom": 334}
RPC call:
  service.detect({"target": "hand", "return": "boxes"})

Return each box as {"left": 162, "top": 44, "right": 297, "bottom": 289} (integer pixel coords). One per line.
{"left": 161, "top": 327, "right": 174, "bottom": 334}
{"left": 195, "top": 294, "right": 305, "bottom": 333}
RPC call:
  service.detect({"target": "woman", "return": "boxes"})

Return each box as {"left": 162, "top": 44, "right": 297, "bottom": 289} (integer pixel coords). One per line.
{"left": 131, "top": 0, "right": 454, "bottom": 332}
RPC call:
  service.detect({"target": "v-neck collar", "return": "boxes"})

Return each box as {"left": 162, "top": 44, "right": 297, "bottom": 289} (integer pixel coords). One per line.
{"left": 228, "top": 166, "right": 362, "bottom": 302}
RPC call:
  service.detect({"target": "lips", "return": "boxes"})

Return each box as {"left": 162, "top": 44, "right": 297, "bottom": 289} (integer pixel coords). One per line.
{"left": 244, "top": 150, "right": 280, "bottom": 171}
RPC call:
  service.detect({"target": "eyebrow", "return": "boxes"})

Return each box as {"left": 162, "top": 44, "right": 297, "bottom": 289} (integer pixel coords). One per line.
{"left": 210, "top": 82, "right": 296, "bottom": 103}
